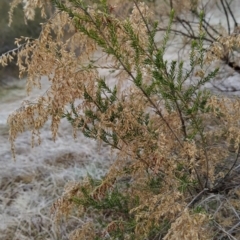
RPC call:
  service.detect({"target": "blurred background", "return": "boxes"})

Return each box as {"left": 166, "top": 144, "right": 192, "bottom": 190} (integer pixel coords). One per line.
{"left": 0, "top": 0, "right": 44, "bottom": 84}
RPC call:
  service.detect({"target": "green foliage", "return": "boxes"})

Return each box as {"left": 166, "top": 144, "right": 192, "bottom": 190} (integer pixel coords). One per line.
{"left": 71, "top": 176, "right": 140, "bottom": 239}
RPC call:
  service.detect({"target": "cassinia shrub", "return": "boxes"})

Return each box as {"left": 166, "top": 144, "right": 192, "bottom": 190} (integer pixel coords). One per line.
{"left": 2, "top": 1, "right": 240, "bottom": 239}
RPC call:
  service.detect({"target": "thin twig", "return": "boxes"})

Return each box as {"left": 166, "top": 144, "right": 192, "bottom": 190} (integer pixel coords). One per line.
{"left": 156, "top": 27, "right": 213, "bottom": 43}
{"left": 0, "top": 40, "right": 35, "bottom": 58}
{"left": 214, "top": 221, "right": 238, "bottom": 240}
{"left": 133, "top": 0, "right": 158, "bottom": 52}
{"left": 185, "top": 188, "right": 208, "bottom": 208}
{"left": 140, "top": 86, "right": 184, "bottom": 148}
{"left": 220, "top": 0, "right": 231, "bottom": 35}
{"left": 175, "top": 100, "right": 187, "bottom": 138}
{"left": 192, "top": 9, "right": 222, "bottom": 38}
{"left": 176, "top": 17, "right": 196, "bottom": 38}
{"left": 202, "top": 22, "right": 217, "bottom": 41}
{"left": 224, "top": 144, "right": 240, "bottom": 179}
{"left": 224, "top": 0, "right": 238, "bottom": 27}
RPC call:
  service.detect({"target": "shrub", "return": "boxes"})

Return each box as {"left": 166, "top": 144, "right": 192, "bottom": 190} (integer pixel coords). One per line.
{"left": 2, "top": 0, "right": 240, "bottom": 239}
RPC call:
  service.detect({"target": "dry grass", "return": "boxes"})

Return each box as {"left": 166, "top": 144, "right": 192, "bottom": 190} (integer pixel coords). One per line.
{"left": 0, "top": 131, "right": 113, "bottom": 239}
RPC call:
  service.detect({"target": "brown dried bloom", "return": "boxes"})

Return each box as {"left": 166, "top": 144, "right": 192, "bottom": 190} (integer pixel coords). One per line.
{"left": 163, "top": 209, "right": 211, "bottom": 240}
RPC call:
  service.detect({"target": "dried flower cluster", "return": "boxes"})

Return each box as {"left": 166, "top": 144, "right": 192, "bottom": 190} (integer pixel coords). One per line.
{"left": 2, "top": 0, "right": 240, "bottom": 239}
